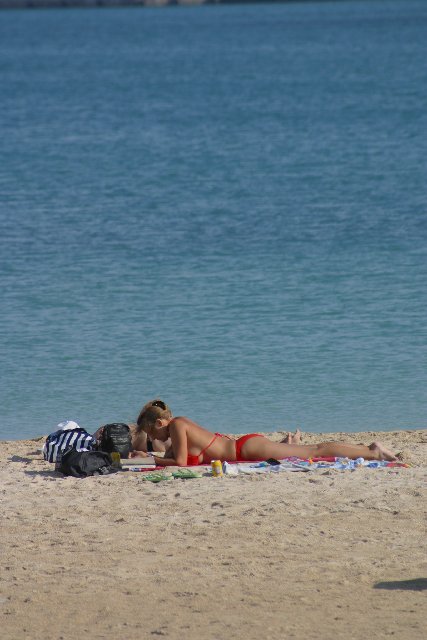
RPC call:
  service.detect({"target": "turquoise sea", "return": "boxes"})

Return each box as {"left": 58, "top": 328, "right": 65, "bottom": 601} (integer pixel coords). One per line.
{"left": 1, "top": 1, "right": 426, "bottom": 440}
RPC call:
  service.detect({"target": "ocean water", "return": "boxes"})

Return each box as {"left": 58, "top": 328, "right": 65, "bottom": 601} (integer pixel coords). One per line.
{"left": 1, "top": 1, "right": 426, "bottom": 440}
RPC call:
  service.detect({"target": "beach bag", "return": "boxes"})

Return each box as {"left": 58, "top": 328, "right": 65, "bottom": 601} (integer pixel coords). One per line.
{"left": 43, "top": 427, "right": 97, "bottom": 463}
{"left": 58, "top": 449, "right": 118, "bottom": 478}
{"left": 99, "top": 423, "right": 132, "bottom": 459}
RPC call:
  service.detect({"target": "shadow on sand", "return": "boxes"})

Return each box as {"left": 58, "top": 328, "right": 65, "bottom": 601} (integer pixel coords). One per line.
{"left": 374, "top": 578, "right": 427, "bottom": 591}
{"left": 23, "top": 469, "right": 63, "bottom": 478}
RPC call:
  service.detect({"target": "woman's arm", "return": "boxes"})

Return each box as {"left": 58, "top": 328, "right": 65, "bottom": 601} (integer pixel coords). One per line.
{"left": 131, "top": 419, "right": 190, "bottom": 466}
{"left": 131, "top": 426, "right": 149, "bottom": 455}
{"left": 151, "top": 438, "right": 170, "bottom": 453}
{"left": 155, "top": 418, "right": 188, "bottom": 466}
{"left": 153, "top": 455, "right": 180, "bottom": 467}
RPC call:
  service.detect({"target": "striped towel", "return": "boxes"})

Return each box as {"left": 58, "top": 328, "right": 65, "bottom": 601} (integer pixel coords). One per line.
{"left": 43, "top": 422, "right": 96, "bottom": 463}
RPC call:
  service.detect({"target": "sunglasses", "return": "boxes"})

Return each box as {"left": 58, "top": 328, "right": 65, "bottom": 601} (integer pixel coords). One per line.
{"left": 151, "top": 400, "right": 167, "bottom": 410}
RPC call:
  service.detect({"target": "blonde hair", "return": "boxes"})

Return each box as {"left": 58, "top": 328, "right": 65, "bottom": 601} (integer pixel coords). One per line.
{"left": 136, "top": 399, "right": 172, "bottom": 432}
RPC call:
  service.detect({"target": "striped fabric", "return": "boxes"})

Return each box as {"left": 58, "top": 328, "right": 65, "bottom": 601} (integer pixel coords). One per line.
{"left": 43, "top": 428, "right": 97, "bottom": 463}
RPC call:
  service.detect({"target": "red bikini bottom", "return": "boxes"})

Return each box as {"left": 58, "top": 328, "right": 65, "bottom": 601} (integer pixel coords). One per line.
{"left": 186, "top": 432, "right": 264, "bottom": 465}
{"left": 235, "top": 433, "right": 264, "bottom": 461}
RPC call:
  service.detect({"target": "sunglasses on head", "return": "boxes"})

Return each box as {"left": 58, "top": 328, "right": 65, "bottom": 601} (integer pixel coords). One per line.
{"left": 151, "top": 400, "right": 166, "bottom": 410}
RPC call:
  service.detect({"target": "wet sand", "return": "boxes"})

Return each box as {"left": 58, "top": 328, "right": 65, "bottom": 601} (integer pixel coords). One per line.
{"left": 1, "top": 429, "right": 426, "bottom": 640}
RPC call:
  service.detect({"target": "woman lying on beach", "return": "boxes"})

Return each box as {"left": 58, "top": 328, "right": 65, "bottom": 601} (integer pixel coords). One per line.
{"left": 131, "top": 399, "right": 397, "bottom": 466}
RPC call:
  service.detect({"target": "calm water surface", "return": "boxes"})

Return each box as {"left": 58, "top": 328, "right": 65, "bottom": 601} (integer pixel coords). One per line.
{"left": 1, "top": 1, "right": 426, "bottom": 439}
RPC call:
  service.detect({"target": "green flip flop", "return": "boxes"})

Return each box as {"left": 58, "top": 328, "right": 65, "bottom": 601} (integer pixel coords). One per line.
{"left": 172, "top": 469, "right": 203, "bottom": 479}
{"left": 140, "top": 472, "right": 173, "bottom": 483}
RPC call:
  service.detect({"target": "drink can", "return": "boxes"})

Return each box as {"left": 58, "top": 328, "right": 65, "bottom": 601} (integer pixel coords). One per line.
{"left": 110, "top": 451, "right": 121, "bottom": 468}
{"left": 211, "top": 460, "right": 223, "bottom": 477}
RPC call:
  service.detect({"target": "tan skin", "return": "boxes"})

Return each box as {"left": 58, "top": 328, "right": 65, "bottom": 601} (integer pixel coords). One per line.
{"left": 131, "top": 416, "right": 397, "bottom": 466}
{"left": 128, "top": 424, "right": 171, "bottom": 456}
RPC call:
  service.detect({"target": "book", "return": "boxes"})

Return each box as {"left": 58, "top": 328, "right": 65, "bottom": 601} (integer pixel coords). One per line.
{"left": 120, "top": 456, "right": 156, "bottom": 468}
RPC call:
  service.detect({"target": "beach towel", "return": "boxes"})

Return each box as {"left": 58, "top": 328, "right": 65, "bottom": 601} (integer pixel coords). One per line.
{"left": 234, "top": 457, "right": 408, "bottom": 473}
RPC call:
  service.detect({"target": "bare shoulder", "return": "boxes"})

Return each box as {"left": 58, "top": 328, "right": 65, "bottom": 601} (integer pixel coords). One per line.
{"left": 169, "top": 416, "right": 202, "bottom": 436}
{"left": 169, "top": 416, "right": 190, "bottom": 429}
{"left": 170, "top": 417, "right": 210, "bottom": 436}
{"left": 169, "top": 416, "right": 201, "bottom": 432}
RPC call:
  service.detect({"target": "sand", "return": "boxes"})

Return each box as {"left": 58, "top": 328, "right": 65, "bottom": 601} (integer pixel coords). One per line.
{"left": 1, "top": 429, "right": 426, "bottom": 640}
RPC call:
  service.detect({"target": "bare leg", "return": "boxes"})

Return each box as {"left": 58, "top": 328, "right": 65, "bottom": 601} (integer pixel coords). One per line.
{"left": 241, "top": 438, "right": 397, "bottom": 462}
{"left": 368, "top": 442, "right": 397, "bottom": 461}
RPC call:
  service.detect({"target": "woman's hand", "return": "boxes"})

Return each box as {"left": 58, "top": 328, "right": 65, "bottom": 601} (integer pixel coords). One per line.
{"left": 129, "top": 449, "right": 148, "bottom": 458}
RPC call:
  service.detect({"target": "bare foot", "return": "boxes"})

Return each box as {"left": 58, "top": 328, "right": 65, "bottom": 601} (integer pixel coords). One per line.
{"left": 280, "top": 429, "right": 302, "bottom": 444}
{"left": 292, "top": 429, "right": 302, "bottom": 444}
{"left": 369, "top": 442, "right": 397, "bottom": 462}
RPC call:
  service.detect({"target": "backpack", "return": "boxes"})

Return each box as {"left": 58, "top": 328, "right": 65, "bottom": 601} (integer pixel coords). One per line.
{"left": 99, "top": 423, "right": 132, "bottom": 459}
{"left": 43, "top": 427, "right": 97, "bottom": 463}
{"left": 58, "top": 449, "right": 119, "bottom": 478}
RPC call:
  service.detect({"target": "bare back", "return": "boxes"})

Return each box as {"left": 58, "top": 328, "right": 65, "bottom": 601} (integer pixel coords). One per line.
{"left": 170, "top": 417, "right": 236, "bottom": 464}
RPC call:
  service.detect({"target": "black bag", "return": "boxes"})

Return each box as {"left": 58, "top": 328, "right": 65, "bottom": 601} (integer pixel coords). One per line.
{"left": 99, "top": 423, "right": 132, "bottom": 459}
{"left": 58, "top": 449, "right": 119, "bottom": 477}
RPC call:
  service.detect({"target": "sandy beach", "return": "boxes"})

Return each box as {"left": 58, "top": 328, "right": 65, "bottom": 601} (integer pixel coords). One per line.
{"left": 1, "top": 429, "right": 426, "bottom": 640}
